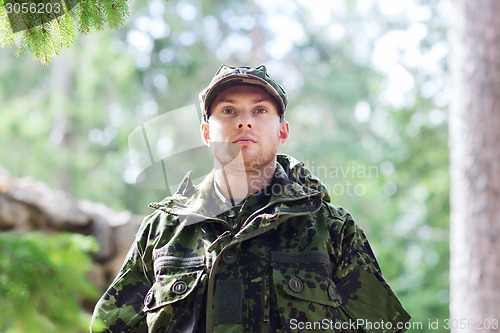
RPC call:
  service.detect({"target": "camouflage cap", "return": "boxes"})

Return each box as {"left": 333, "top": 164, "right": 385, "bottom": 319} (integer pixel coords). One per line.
{"left": 199, "top": 65, "right": 288, "bottom": 120}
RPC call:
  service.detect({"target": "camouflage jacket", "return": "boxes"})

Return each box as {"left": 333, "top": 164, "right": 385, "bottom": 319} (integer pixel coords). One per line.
{"left": 91, "top": 154, "right": 410, "bottom": 333}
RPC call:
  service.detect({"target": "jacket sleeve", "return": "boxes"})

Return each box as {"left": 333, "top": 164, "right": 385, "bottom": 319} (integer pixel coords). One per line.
{"left": 332, "top": 209, "right": 411, "bottom": 333}
{"left": 90, "top": 213, "right": 159, "bottom": 333}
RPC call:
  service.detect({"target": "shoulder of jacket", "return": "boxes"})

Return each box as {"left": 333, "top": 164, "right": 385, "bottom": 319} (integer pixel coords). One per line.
{"left": 320, "top": 201, "right": 351, "bottom": 221}
{"left": 318, "top": 201, "right": 362, "bottom": 235}
{"left": 135, "top": 208, "right": 181, "bottom": 240}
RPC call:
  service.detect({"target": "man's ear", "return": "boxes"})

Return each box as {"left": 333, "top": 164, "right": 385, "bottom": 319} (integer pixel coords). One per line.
{"left": 200, "top": 121, "right": 210, "bottom": 147}
{"left": 278, "top": 121, "right": 290, "bottom": 146}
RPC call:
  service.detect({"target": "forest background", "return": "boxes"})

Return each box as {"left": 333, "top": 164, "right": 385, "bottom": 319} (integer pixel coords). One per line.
{"left": 0, "top": 0, "right": 451, "bottom": 332}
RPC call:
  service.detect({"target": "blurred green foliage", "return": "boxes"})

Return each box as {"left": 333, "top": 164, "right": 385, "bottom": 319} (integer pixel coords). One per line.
{"left": 0, "top": 0, "right": 450, "bottom": 331}
{"left": 0, "top": 232, "right": 98, "bottom": 332}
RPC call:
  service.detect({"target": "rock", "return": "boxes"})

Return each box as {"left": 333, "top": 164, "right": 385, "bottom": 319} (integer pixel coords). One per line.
{"left": 0, "top": 169, "right": 143, "bottom": 290}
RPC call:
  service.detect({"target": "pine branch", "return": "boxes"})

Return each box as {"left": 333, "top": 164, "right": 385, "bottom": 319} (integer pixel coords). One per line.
{"left": 59, "top": 7, "right": 76, "bottom": 47}
{"left": 0, "top": 0, "right": 141, "bottom": 64}
{"left": 24, "top": 23, "right": 56, "bottom": 64}
{"left": 51, "top": 16, "right": 64, "bottom": 50}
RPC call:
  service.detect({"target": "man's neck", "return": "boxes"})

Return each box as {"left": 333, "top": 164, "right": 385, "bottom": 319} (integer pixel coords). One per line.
{"left": 214, "top": 159, "right": 276, "bottom": 203}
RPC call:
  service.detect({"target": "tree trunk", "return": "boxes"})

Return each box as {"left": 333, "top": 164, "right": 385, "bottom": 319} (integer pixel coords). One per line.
{"left": 449, "top": 0, "right": 500, "bottom": 331}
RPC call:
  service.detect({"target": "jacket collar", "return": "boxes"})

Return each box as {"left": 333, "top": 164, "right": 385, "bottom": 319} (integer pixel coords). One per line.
{"left": 149, "top": 154, "right": 326, "bottom": 225}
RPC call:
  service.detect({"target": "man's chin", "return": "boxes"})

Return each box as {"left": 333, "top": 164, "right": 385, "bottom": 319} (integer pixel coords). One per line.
{"left": 213, "top": 146, "right": 276, "bottom": 170}
{"left": 242, "top": 151, "right": 277, "bottom": 170}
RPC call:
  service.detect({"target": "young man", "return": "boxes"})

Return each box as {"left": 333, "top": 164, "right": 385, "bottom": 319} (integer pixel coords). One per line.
{"left": 91, "top": 65, "right": 410, "bottom": 332}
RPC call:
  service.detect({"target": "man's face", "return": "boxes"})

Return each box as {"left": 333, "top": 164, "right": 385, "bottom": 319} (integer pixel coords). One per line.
{"left": 201, "top": 85, "right": 289, "bottom": 171}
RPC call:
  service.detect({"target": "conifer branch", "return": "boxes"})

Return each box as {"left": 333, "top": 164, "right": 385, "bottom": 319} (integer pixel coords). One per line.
{"left": 0, "top": 0, "right": 135, "bottom": 64}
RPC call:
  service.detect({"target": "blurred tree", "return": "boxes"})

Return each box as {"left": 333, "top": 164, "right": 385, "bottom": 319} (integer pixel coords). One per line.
{"left": 449, "top": 0, "right": 500, "bottom": 330}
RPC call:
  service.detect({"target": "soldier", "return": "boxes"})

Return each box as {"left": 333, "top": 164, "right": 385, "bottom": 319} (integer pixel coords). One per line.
{"left": 91, "top": 65, "right": 411, "bottom": 332}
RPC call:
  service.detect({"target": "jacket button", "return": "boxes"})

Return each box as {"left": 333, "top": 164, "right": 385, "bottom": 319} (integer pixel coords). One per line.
{"left": 171, "top": 281, "right": 188, "bottom": 295}
{"left": 328, "top": 283, "right": 338, "bottom": 301}
{"left": 288, "top": 277, "right": 303, "bottom": 293}
{"left": 145, "top": 290, "right": 154, "bottom": 306}
{"left": 222, "top": 250, "right": 237, "bottom": 264}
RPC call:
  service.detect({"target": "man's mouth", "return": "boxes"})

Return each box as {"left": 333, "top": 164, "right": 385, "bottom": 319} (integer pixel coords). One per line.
{"left": 232, "top": 136, "right": 257, "bottom": 144}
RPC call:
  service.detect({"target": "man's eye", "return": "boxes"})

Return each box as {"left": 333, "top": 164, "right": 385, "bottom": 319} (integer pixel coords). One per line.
{"left": 255, "top": 108, "right": 267, "bottom": 114}
{"left": 221, "top": 108, "right": 235, "bottom": 115}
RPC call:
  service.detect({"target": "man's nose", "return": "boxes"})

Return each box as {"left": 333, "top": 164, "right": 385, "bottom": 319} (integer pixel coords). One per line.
{"left": 236, "top": 113, "right": 253, "bottom": 129}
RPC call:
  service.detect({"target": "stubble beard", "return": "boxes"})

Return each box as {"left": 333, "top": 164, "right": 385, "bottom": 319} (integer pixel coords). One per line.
{"left": 211, "top": 142, "right": 277, "bottom": 183}
{"left": 211, "top": 142, "right": 278, "bottom": 173}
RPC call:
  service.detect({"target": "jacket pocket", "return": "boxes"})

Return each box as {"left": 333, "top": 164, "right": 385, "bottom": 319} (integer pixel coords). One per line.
{"left": 143, "top": 259, "right": 207, "bottom": 332}
{"left": 271, "top": 251, "right": 343, "bottom": 332}
{"left": 144, "top": 269, "right": 205, "bottom": 311}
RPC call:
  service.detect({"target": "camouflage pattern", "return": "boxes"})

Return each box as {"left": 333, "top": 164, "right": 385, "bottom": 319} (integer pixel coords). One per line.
{"left": 91, "top": 154, "right": 410, "bottom": 332}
